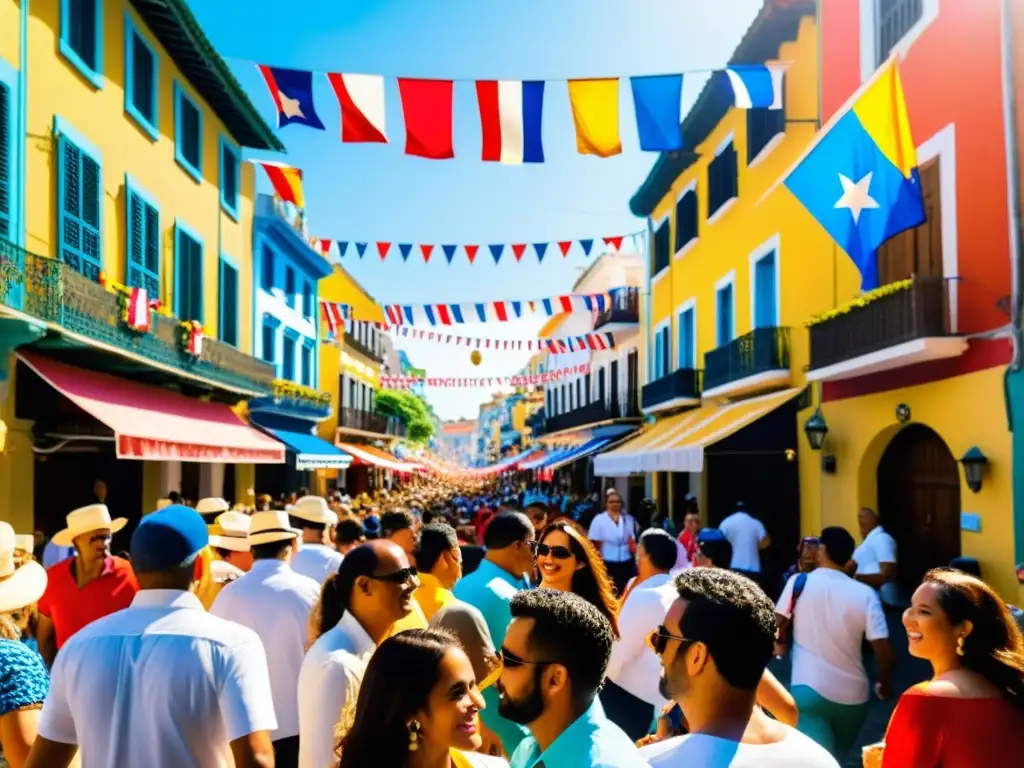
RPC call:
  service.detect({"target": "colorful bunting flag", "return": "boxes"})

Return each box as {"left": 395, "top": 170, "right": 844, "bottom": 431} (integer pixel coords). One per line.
{"left": 726, "top": 65, "right": 786, "bottom": 109}
{"left": 489, "top": 245, "right": 504, "bottom": 264}
{"left": 630, "top": 74, "right": 684, "bottom": 151}
{"left": 567, "top": 79, "right": 622, "bottom": 157}
{"left": 377, "top": 242, "right": 391, "bottom": 260}
{"left": 442, "top": 245, "right": 457, "bottom": 264}
{"left": 534, "top": 243, "right": 548, "bottom": 262}
{"left": 326, "top": 72, "right": 388, "bottom": 143}
{"left": 337, "top": 241, "right": 349, "bottom": 258}
{"left": 253, "top": 161, "right": 305, "bottom": 207}
{"left": 257, "top": 66, "right": 325, "bottom": 130}
{"left": 558, "top": 241, "right": 572, "bottom": 257}
{"left": 397, "top": 78, "right": 455, "bottom": 159}
{"left": 511, "top": 244, "right": 527, "bottom": 262}
{"left": 476, "top": 80, "right": 545, "bottom": 164}
{"left": 356, "top": 242, "right": 368, "bottom": 258}
{"left": 399, "top": 244, "right": 413, "bottom": 261}
{"left": 421, "top": 244, "right": 434, "bottom": 263}
{"left": 465, "top": 245, "right": 479, "bottom": 264}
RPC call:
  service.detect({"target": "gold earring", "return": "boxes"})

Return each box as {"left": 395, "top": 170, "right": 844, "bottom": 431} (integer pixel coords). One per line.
{"left": 407, "top": 720, "right": 422, "bottom": 751}
{"left": 956, "top": 636, "right": 965, "bottom": 656}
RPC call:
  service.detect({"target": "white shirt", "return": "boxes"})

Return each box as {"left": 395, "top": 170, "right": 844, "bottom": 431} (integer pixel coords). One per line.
{"left": 587, "top": 511, "right": 636, "bottom": 563}
{"left": 38, "top": 590, "right": 277, "bottom": 768}
{"left": 298, "top": 611, "right": 375, "bottom": 768}
{"left": 776, "top": 568, "right": 889, "bottom": 704}
{"left": 291, "top": 542, "right": 344, "bottom": 584}
{"left": 211, "top": 558, "right": 320, "bottom": 740}
{"left": 852, "top": 525, "right": 899, "bottom": 606}
{"left": 606, "top": 572, "right": 677, "bottom": 708}
{"left": 641, "top": 726, "right": 840, "bottom": 767}
{"left": 719, "top": 512, "right": 767, "bottom": 573}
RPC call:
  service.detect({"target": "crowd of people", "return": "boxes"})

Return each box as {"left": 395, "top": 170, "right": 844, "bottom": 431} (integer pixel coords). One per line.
{"left": 0, "top": 477, "right": 1022, "bottom": 767}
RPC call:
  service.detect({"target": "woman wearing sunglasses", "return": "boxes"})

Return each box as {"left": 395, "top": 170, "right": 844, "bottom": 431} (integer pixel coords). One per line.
{"left": 534, "top": 521, "right": 620, "bottom": 639}
{"left": 337, "top": 628, "right": 508, "bottom": 768}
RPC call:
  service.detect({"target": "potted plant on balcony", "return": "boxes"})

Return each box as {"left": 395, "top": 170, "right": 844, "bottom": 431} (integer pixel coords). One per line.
{"left": 270, "top": 379, "right": 332, "bottom": 410}
{"left": 805, "top": 278, "right": 913, "bottom": 327}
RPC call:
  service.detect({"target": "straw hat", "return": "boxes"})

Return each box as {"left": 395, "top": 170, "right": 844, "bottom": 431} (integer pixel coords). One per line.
{"left": 51, "top": 504, "right": 127, "bottom": 547}
{"left": 289, "top": 496, "right": 338, "bottom": 527}
{"left": 196, "top": 498, "right": 230, "bottom": 518}
{"left": 0, "top": 523, "right": 47, "bottom": 613}
{"left": 247, "top": 510, "right": 302, "bottom": 546}
{"left": 208, "top": 512, "right": 252, "bottom": 553}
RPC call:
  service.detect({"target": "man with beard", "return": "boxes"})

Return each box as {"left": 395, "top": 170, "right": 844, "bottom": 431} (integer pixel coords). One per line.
{"left": 640, "top": 569, "right": 838, "bottom": 767}
{"left": 498, "top": 589, "right": 648, "bottom": 768}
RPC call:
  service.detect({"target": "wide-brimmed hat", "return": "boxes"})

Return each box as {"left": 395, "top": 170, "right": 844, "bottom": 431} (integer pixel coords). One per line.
{"left": 208, "top": 512, "right": 252, "bottom": 552}
{"left": 290, "top": 496, "right": 337, "bottom": 526}
{"left": 248, "top": 510, "right": 301, "bottom": 546}
{"left": 0, "top": 523, "right": 47, "bottom": 613}
{"left": 196, "top": 498, "right": 230, "bottom": 518}
{"left": 13, "top": 534, "right": 34, "bottom": 553}
{"left": 51, "top": 504, "right": 127, "bottom": 547}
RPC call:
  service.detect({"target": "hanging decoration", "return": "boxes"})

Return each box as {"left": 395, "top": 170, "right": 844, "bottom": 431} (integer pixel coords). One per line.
{"left": 249, "top": 60, "right": 788, "bottom": 158}
{"left": 470, "top": 350, "right": 482, "bottom": 366}
{"left": 180, "top": 321, "right": 204, "bottom": 358}
{"left": 395, "top": 326, "right": 617, "bottom": 353}
{"left": 381, "top": 363, "right": 590, "bottom": 390}
{"left": 382, "top": 289, "right": 618, "bottom": 327}
{"left": 98, "top": 272, "right": 161, "bottom": 333}
{"left": 320, "top": 232, "right": 638, "bottom": 264}
{"left": 252, "top": 160, "right": 305, "bottom": 207}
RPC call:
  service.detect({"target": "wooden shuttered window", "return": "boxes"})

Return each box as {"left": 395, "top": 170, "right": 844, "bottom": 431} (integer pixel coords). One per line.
{"left": 58, "top": 135, "right": 102, "bottom": 281}
{"left": 876, "top": 159, "right": 942, "bottom": 286}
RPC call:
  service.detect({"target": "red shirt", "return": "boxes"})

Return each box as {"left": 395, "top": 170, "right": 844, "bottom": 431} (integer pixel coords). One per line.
{"left": 38, "top": 556, "right": 139, "bottom": 648}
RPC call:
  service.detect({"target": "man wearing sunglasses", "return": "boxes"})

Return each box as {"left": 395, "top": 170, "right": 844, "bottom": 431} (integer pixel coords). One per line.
{"left": 499, "top": 589, "right": 649, "bottom": 768}
{"left": 640, "top": 569, "right": 839, "bottom": 767}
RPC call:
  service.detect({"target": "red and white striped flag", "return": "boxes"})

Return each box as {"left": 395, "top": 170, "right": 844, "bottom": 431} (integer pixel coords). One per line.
{"left": 327, "top": 73, "right": 388, "bottom": 143}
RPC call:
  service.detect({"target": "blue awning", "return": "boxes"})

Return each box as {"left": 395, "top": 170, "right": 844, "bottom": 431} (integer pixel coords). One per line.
{"left": 250, "top": 412, "right": 352, "bottom": 470}
{"left": 546, "top": 437, "right": 614, "bottom": 471}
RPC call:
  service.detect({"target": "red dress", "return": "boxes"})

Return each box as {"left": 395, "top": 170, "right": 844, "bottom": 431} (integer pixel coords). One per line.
{"left": 882, "top": 687, "right": 1024, "bottom": 767}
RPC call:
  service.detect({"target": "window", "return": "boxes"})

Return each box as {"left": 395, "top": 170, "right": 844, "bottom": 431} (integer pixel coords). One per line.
{"left": 57, "top": 130, "right": 102, "bottom": 282}
{"left": 674, "top": 189, "right": 698, "bottom": 253}
{"left": 285, "top": 266, "right": 295, "bottom": 308}
{"left": 0, "top": 83, "right": 12, "bottom": 240}
{"left": 747, "top": 98, "right": 785, "bottom": 163}
{"left": 125, "top": 177, "right": 160, "bottom": 299}
{"left": 174, "top": 83, "right": 203, "bottom": 182}
{"left": 753, "top": 250, "right": 778, "bottom": 328}
{"left": 652, "top": 219, "right": 670, "bottom": 275}
{"left": 653, "top": 325, "right": 671, "bottom": 378}
{"left": 219, "top": 136, "right": 240, "bottom": 218}
{"left": 60, "top": 0, "right": 103, "bottom": 87}
{"left": 716, "top": 281, "right": 735, "bottom": 347}
{"left": 877, "top": 158, "right": 943, "bottom": 285}
{"left": 283, "top": 333, "right": 297, "bottom": 381}
{"left": 708, "top": 141, "right": 738, "bottom": 218}
{"left": 261, "top": 317, "right": 276, "bottom": 363}
{"left": 302, "top": 282, "right": 313, "bottom": 318}
{"left": 876, "top": 0, "right": 924, "bottom": 65}
{"left": 261, "top": 244, "right": 274, "bottom": 291}
{"left": 219, "top": 257, "right": 239, "bottom": 346}
{"left": 546, "top": 389, "right": 552, "bottom": 415}
{"left": 585, "top": 372, "right": 592, "bottom": 402}
{"left": 124, "top": 15, "right": 157, "bottom": 137}
{"left": 301, "top": 341, "right": 313, "bottom": 386}
{"left": 174, "top": 224, "right": 203, "bottom": 321}
{"left": 677, "top": 305, "right": 695, "bottom": 369}
{"left": 575, "top": 379, "right": 582, "bottom": 407}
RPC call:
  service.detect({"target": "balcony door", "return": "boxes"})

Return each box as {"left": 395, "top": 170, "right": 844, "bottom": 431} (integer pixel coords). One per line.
{"left": 597, "top": 367, "right": 606, "bottom": 404}
{"left": 626, "top": 350, "right": 639, "bottom": 415}
{"left": 877, "top": 158, "right": 942, "bottom": 285}
{"left": 610, "top": 360, "right": 620, "bottom": 412}
{"left": 753, "top": 251, "right": 777, "bottom": 329}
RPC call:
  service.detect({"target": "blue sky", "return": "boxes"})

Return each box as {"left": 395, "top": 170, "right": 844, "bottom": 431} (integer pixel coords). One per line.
{"left": 189, "top": 0, "right": 762, "bottom": 419}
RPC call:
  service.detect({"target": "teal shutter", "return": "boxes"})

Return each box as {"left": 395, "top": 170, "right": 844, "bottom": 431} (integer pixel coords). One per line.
{"left": 58, "top": 135, "right": 102, "bottom": 281}
{"left": 0, "top": 82, "right": 10, "bottom": 240}
{"left": 754, "top": 252, "right": 777, "bottom": 329}
{"left": 188, "top": 236, "right": 202, "bottom": 321}
{"left": 220, "top": 261, "right": 238, "bottom": 346}
{"left": 126, "top": 190, "right": 160, "bottom": 298}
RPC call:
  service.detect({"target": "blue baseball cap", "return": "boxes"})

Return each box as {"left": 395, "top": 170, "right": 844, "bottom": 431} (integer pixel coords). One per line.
{"left": 697, "top": 528, "right": 727, "bottom": 544}
{"left": 131, "top": 505, "right": 209, "bottom": 573}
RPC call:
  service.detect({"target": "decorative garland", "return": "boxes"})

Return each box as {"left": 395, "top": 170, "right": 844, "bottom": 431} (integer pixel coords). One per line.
{"left": 805, "top": 279, "right": 913, "bottom": 328}
{"left": 179, "top": 320, "right": 204, "bottom": 358}
{"left": 271, "top": 379, "right": 333, "bottom": 407}
{"left": 98, "top": 272, "right": 161, "bottom": 333}
{"left": 381, "top": 363, "right": 590, "bottom": 390}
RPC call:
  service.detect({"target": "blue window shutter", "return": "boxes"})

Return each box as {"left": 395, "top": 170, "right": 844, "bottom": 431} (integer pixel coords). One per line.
{"left": 755, "top": 252, "right": 776, "bottom": 328}
{"left": 188, "top": 237, "right": 202, "bottom": 321}
{"left": 283, "top": 335, "right": 296, "bottom": 380}
{"left": 220, "top": 261, "right": 238, "bottom": 346}
{"left": 58, "top": 135, "right": 102, "bottom": 282}
{"left": 0, "top": 83, "right": 10, "bottom": 239}
{"left": 261, "top": 245, "right": 273, "bottom": 291}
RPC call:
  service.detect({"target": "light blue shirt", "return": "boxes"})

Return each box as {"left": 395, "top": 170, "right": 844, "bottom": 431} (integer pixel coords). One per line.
{"left": 452, "top": 558, "right": 529, "bottom": 756}
{"left": 511, "top": 698, "right": 648, "bottom": 768}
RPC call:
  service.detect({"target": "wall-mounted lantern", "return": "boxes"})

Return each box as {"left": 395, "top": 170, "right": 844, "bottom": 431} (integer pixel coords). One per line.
{"left": 803, "top": 407, "right": 828, "bottom": 451}
{"left": 959, "top": 446, "right": 988, "bottom": 494}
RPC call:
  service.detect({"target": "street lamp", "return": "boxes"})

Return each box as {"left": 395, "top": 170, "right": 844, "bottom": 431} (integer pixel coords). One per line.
{"left": 803, "top": 407, "right": 828, "bottom": 451}
{"left": 959, "top": 446, "right": 988, "bottom": 493}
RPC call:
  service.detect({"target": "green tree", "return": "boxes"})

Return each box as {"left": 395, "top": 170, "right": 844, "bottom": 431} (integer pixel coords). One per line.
{"left": 374, "top": 389, "right": 435, "bottom": 443}
{"left": 407, "top": 417, "right": 435, "bottom": 443}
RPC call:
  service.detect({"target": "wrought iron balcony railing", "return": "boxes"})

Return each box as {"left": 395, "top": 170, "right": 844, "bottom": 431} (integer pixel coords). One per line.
{"left": 539, "top": 393, "right": 640, "bottom": 435}
{"left": 339, "top": 406, "right": 406, "bottom": 436}
{"left": 642, "top": 368, "right": 702, "bottom": 409}
{"left": 703, "top": 326, "right": 790, "bottom": 392}
{"left": 343, "top": 330, "right": 384, "bottom": 363}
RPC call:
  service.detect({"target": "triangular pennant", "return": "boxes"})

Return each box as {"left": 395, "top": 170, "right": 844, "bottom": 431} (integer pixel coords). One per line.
{"left": 534, "top": 243, "right": 549, "bottom": 263}
{"left": 377, "top": 241, "right": 391, "bottom": 260}
{"left": 420, "top": 244, "right": 434, "bottom": 263}
{"left": 558, "top": 241, "right": 572, "bottom": 257}
{"left": 580, "top": 239, "right": 594, "bottom": 255}
{"left": 337, "top": 241, "right": 349, "bottom": 258}
{"left": 399, "top": 243, "right": 413, "bottom": 261}
{"left": 465, "top": 245, "right": 479, "bottom": 264}
{"left": 442, "top": 245, "right": 458, "bottom": 264}
{"left": 356, "top": 242, "right": 368, "bottom": 258}
{"left": 511, "top": 244, "right": 527, "bottom": 262}
{"left": 489, "top": 244, "right": 504, "bottom": 264}
{"left": 604, "top": 235, "right": 624, "bottom": 251}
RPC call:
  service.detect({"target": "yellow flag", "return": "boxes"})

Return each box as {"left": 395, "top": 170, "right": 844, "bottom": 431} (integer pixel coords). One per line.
{"left": 567, "top": 79, "right": 622, "bottom": 157}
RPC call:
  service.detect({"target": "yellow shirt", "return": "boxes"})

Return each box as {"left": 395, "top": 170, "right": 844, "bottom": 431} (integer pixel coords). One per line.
{"left": 413, "top": 573, "right": 455, "bottom": 622}
{"left": 194, "top": 546, "right": 219, "bottom": 611}
{"left": 386, "top": 595, "right": 428, "bottom": 637}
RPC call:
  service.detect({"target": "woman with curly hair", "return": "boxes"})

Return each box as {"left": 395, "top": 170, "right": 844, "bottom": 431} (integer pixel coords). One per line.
{"left": 534, "top": 521, "right": 619, "bottom": 638}
{"left": 863, "top": 568, "right": 1024, "bottom": 767}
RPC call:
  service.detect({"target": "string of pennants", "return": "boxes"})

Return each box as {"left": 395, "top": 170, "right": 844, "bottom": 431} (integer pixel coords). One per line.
{"left": 381, "top": 364, "right": 591, "bottom": 390}
{"left": 254, "top": 62, "right": 786, "bottom": 160}
{"left": 394, "top": 325, "right": 617, "bottom": 353}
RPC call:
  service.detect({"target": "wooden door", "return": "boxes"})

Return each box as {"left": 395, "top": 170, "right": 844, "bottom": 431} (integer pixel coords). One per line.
{"left": 877, "top": 159, "right": 943, "bottom": 285}
{"left": 877, "top": 424, "right": 961, "bottom": 592}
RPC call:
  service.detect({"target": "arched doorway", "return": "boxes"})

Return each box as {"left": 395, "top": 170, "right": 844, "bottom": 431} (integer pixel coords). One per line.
{"left": 877, "top": 424, "right": 961, "bottom": 594}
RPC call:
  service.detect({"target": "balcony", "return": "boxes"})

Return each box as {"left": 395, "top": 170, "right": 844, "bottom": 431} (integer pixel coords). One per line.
{"left": 642, "top": 368, "right": 703, "bottom": 413}
{"left": 339, "top": 406, "right": 406, "bottom": 437}
{"left": 807, "top": 277, "right": 966, "bottom": 382}
{"left": 0, "top": 240, "right": 274, "bottom": 395}
{"left": 541, "top": 395, "right": 640, "bottom": 435}
{"left": 593, "top": 287, "right": 640, "bottom": 332}
{"left": 703, "top": 326, "right": 791, "bottom": 399}
{"left": 344, "top": 330, "right": 384, "bottom": 363}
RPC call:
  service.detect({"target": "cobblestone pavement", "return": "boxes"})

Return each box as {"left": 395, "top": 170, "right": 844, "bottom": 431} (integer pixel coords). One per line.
{"left": 767, "top": 608, "right": 932, "bottom": 768}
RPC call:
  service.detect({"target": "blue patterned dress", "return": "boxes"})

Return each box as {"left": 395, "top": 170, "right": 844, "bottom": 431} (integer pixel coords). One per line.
{"left": 0, "top": 638, "right": 49, "bottom": 716}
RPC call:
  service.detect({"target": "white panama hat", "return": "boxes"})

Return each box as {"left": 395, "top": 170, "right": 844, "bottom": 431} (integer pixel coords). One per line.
{"left": 208, "top": 512, "right": 252, "bottom": 553}
{"left": 247, "top": 510, "right": 302, "bottom": 546}
{"left": 0, "top": 523, "right": 47, "bottom": 613}
{"left": 288, "top": 496, "right": 337, "bottom": 526}
{"left": 50, "top": 504, "right": 127, "bottom": 547}
{"left": 196, "top": 498, "right": 230, "bottom": 517}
